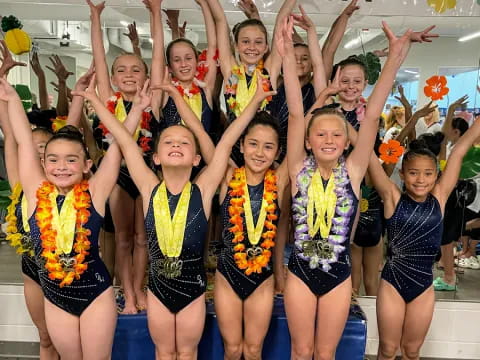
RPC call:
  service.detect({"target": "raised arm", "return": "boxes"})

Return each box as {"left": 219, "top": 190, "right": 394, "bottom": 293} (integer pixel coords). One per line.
{"left": 206, "top": 0, "right": 237, "bottom": 78}
{"left": 196, "top": 0, "right": 218, "bottom": 94}
{"left": 46, "top": 55, "right": 74, "bottom": 116}
{"left": 0, "top": 101, "right": 19, "bottom": 188}
{"left": 442, "top": 95, "right": 468, "bottom": 135}
{"left": 394, "top": 84, "right": 412, "bottom": 121}
{"left": 347, "top": 22, "right": 413, "bottom": 186}
{"left": 86, "top": 0, "right": 114, "bottom": 102}
{"left": 196, "top": 72, "right": 276, "bottom": 202}
{"left": 143, "top": 0, "right": 164, "bottom": 120}
{"left": 395, "top": 101, "right": 437, "bottom": 144}
{"left": 238, "top": 0, "right": 261, "bottom": 20}
{"left": 123, "top": 22, "right": 141, "bottom": 57}
{"left": 292, "top": 5, "right": 326, "bottom": 96}
{"left": 435, "top": 116, "right": 480, "bottom": 206}
{"left": 163, "top": 9, "right": 181, "bottom": 41}
{"left": 322, "top": 0, "right": 359, "bottom": 80}
{"left": 0, "top": 40, "right": 27, "bottom": 78}
{"left": 30, "top": 52, "right": 49, "bottom": 110}
{"left": 67, "top": 64, "right": 95, "bottom": 128}
{"left": 0, "top": 79, "right": 45, "bottom": 211}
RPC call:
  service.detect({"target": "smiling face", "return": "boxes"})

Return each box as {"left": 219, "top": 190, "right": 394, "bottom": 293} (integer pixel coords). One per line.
{"left": 235, "top": 25, "right": 268, "bottom": 66}
{"left": 42, "top": 139, "right": 92, "bottom": 192}
{"left": 153, "top": 126, "right": 201, "bottom": 168}
{"left": 111, "top": 54, "right": 148, "bottom": 95}
{"left": 338, "top": 64, "right": 367, "bottom": 104}
{"left": 294, "top": 45, "right": 312, "bottom": 78}
{"left": 307, "top": 114, "right": 349, "bottom": 163}
{"left": 401, "top": 154, "right": 437, "bottom": 201}
{"left": 241, "top": 124, "right": 279, "bottom": 174}
{"left": 168, "top": 41, "right": 198, "bottom": 83}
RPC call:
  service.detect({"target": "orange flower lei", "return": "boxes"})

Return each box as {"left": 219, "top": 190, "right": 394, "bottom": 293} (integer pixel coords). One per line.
{"left": 35, "top": 181, "right": 91, "bottom": 287}
{"left": 228, "top": 168, "right": 278, "bottom": 275}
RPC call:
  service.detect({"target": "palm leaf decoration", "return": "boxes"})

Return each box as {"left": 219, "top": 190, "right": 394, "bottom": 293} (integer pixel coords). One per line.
{"left": 0, "top": 180, "right": 11, "bottom": 211}
{"left": 459, "top": 146, "right": 480, "bottom": 179}
{"left": 357, "top": 52, "right": 382, "bottom": 85}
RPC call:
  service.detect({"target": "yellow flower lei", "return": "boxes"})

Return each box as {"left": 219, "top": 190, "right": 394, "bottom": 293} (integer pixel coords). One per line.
{"left": 35, "top": 181, "right": 91, "bottom": 288}
{"left": 228, "top": 168, "right": 277, "bottom": 275}
{"left": 5, "top": 183, "right": 33, "bottom": 256}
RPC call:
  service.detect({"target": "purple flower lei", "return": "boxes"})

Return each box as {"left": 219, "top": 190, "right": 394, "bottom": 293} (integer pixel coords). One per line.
{"left": 292, "top": 155, "right": 355, "bottom": 271}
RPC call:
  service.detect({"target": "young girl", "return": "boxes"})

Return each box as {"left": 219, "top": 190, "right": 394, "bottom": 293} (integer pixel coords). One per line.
{"left": 146, "top": 0, "right": 217, "bottom": 134}
{"left": 279, "top": 17, "right": 414, "bottom": 358}
{"left": 368, "top": 119, "right": 480, "bottom": 360}
{"left": 82, "top": 65, "right": 275, "bottom": 357}
{"left": 87, "top": 0, "right": 157, "bottom": 313}
{"left": 1, "top": 109, "right": 59, "bottom": 359}
{"left": 0, "top": 75, "right": 149, "bottom": 358}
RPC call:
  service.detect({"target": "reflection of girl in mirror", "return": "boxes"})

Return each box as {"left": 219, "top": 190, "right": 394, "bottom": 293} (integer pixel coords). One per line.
{"left": 87, "top": 0, "right": 160, "bottom": 314}
{"left": 415, "top": 104, "right": 441, "bottom": 137}
{"left": 383, "top": 106, "right": 406, "bottom": 142}
{"left": 367, "top": 117, "right": 480, "bottom": 359}
{"left": 281, "top": 15, "right": 414, "bottom": 358}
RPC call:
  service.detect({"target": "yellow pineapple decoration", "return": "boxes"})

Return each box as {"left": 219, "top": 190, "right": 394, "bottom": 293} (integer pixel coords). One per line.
{"left": 1, "top": 15, "right": 31, "bottom": 55}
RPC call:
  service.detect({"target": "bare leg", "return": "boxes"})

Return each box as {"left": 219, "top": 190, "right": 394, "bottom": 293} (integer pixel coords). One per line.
{"left": 44, "top": 299, "right": 82, "bottom": 360}
{"left": 110, "top": 185, "right": 137, "bottom": 314}
{"left": 440, "top": 242, "right": 455, "bottom": 285}
{"left": 376, "top": 280, "right": 406, "bottom": 360}
{"left": 284, "top": 271, "right": 317, "bottom": 360}
{"left": 175, "top": 294, "right": 206, "bottom": 360}
{"left": 313, "top": 277, "right": 351, "bottom": 360}
{"left": 23, "top": 276, "right": 59, "bottom": 359}
{"left": 400, "top": 287, "right": 435, "bottom": 360}
{"left": 214, "top": 272, "right": 243, "bottom": 360}
{"left": 146, "top": 290, "right": 176, "bottom": 360}
{"left": 362, "top": 239, "right": 383, "bottom": 296}
{"left": 79, "top": 287, "right": 117, "bottom": 359}
{"left": 350, "top": 243, "right": 363, "bottom": 295}
{"left": 133, "top": 196, "right": 147, "bottom": 311}
{"left": 243, "top": 276, "right": 275, "bottom": 360}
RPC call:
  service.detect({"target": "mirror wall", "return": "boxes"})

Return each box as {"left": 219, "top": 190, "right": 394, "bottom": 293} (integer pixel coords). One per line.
{"left": 0, "top": 0, "right": 480, "bottom": 302}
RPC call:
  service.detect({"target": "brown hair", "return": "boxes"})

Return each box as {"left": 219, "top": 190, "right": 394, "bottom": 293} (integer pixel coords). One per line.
{"left": 111, "top": 53, "right": 149, "bottom": 75}
{"left": 233, "top": 19, "right": 268, "bottom": 44}
{"left": 165, "top": 38, "right": 199, "bottom": 66}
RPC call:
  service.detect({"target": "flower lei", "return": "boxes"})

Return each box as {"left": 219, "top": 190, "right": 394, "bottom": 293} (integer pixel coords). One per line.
{"left": 228, "top": 167, "right": 278, "bottom": 275}
{"left": 292, "top": 156, "right": 354, "bottom": 271}
{"left": 35, "top": 181, "right": 91, "bottom": 287}
{"left": 171, "top": 78, "right": 203, "bottom": 121}
{"left": 225, "top": 60, "right": 272, "bottom": 117}
{"left": 98, "top": 92, "right": 153, "bottom": 153}
{"left": 5, "top": 183, "right": 34, "bottom": 256}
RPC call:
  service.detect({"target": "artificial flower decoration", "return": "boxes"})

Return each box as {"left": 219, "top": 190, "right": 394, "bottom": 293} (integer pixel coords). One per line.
{"left": 51, "top": 116, "right": 67, "bottom": 132}
{"left": 1, "top": 15, "right": 32, "bottom": 55}
{"left": 427, "top": 0, "right": 456, "bottom": 13}
{"left": 424, "top": 75, "right": 449, "bottom": 101}
{"left": 379, "top": 139, "right": 405, "bottom": 164}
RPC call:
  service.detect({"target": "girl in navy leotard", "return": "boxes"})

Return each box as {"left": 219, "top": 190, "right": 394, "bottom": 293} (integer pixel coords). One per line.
{"left": 96, "top": 38, "right": 276, "bottom": 357}
{"left": 366, "top": 118, "right": 480, "bottom": 358}
{"left": 280, "top": 16, "right": 415, "bottom": 358}
{"left": 0, "top": 73, "right": 147, "bottom": 358}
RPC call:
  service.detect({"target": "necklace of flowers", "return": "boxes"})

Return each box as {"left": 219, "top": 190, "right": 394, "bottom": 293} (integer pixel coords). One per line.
{"left": 35, "top": 180, "right": 91, "bottom": 288}
{"left": 292, "top": 155, "right": 354, "bottom": 271}
{"left": 5, "top": 183, "right": 33, "bottom": 256}
{"left": 99, "top": 92, "right": 153, "bottom": 153}
{"left": 228, "top": 167, "right": 278, "bottom": 275}
{"left": 225, "top": 60, "right": 272, "bottom": 117}
{"left": 171, "top": 78, "right": 203, "bottom": 121}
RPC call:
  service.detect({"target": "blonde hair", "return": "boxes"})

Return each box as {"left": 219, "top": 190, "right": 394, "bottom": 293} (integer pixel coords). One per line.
{"left": 385, "top": 106, "right": 405, "bottom": 130}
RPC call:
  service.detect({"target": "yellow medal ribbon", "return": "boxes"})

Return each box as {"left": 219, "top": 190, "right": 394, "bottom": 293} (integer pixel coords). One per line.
{"left": 307, "top": 170, "right": 337, "bottom": 239}
{"left": 239, "top": 168, "right": 268, "bottom": 246}
{"left": 115, "top": 96, "right": 141, "bottom": 141}
{"left": 153, "top": 182, "right": 192, "bottom": 257}
{"left": 48, "top": 188, "right": 77, "bottom": 255}
{"left": 182, "top": 93, "right": 203, "bottom": 125}
{"left": 21, "top": 192, "right": 30, "bottom": 233}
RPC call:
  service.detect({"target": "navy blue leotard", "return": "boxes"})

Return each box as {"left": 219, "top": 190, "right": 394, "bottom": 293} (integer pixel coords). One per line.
{"left": 382, "top": 193, "right": 443, "bottom": 303}
{"left": 162, "top": 89, "right": 213, "bottom": 134}
{"left": 145, "top": 183, "right": 208, "bottom": 313}
{"left": 288, "top": 178, "right": 358, "bottom": 296}
{"left": 15, "top": 193, "right": 41, "bottom": 285}
{"left": 218, "top": 179, "right": 280, "bottom": 300}
{"left": 353, "top": 185, "right": 383, "bottom": 247}
{"left": 28, "top": 189, "right": 112, "bottom": 316}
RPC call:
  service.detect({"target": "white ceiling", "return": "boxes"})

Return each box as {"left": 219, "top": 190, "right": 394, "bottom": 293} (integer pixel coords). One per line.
{"left": 1, "top": 0, "right": 480, "bottom": 60}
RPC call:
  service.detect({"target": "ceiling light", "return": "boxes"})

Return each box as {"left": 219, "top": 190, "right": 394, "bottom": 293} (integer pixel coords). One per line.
{"left": 120, "top": 20, "right": 129, "bottom": 27}
{"left": 458, "top": 31, "right": 480, "bottom": 42}
{"left": 403, "top": 70, "right": 418, "bottom": 74}
{"left": 344, "top": 37, "right": 362, "bottom": 49}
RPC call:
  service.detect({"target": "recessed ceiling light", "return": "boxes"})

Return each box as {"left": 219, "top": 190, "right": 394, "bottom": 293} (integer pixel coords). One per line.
{"left": 120, "top": 20, "right": 129, "bottom": 27}
{"left": 458, "top": 31, "right": 480, "bottom": 42}
{"left": 404, "top": 70, "right": 418, "bottom": 74}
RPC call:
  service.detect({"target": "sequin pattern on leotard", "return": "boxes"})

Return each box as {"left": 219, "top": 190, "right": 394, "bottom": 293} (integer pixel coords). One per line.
{"left": 28, "top": 190, "right": 112, "bottom": 316}
{"left": 145, "top": 183, "right": 208, "bottom": 313}
{"left": 218, "top": 181, "right": 280, "bottom": 300}
{"left": 382, "top": 193, "right": 443, "bottom": 303}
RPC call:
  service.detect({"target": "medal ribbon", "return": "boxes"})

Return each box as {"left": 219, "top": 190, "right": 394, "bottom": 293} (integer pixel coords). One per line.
{"left": 307, "top": 170, "right": 337, "bottom": 238}
{"left": 48, "top": 188, "right": 77, "bottom": 255}
{"left": 182, "top": 93, "right": 203, "bottom": 124}
{"left": 115, "top": 96, "right": 141, "bottom": 141}
{"left": 153, "top": 182, "right": 191, "bottom": 257}
{"left": 21, "top": 193, "right": 30, "bottom": 232}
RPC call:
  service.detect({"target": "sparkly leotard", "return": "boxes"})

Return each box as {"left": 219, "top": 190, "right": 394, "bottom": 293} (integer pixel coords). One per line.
{"left": 145, "top": 183, "right": 208, "bottom": 313}
{"left": 162, "top": 89, "right": 213, "bottom": 134}
{"left": 28, "top": 189, "right": 112, "bottom": 316}
{"left": 218, "top": 180, "right": 280, "bottom": 300}
{"left": 353, "top": 185, "right": 383, "bottom": 247}
{"left": 288, "top": 178, "right": 358, "bottom": 296}
{"left": 382, "top": 193, "right": 443, "bottom": 303}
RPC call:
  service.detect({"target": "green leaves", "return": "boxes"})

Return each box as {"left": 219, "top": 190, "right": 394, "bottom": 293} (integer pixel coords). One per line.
{"left": 357, "top": 52, "right": 382, "bottom": 85}
{"left": 1, "top": 15, "right": 23, "bottom": 33}
{"left": 13, "top": 84, "right": 32, "bottom": 111}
